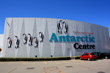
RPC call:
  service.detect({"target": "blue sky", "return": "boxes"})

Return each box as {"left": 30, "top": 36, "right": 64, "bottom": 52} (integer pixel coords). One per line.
{"left": 0, "top": 0, "right": 110, "bottom": 36}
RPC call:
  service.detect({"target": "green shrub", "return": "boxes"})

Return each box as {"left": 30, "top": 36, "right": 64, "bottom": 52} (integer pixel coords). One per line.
{"left": 73, "top": 56, "right": 80, "bottom": 59}
{"left": 0, "top": 57, "right": 71, "bottom": 61}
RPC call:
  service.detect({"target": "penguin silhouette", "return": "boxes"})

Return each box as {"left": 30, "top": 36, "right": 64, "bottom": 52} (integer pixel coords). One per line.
{"left": 27, "top": 33, "right": 33, "bottom": 46}
{"left": 39, "top": 32, "right": 44, "bottom": 42}
{"left": 7, "top": 37, "right": 12, "bottom": 48}
{"left": 57, "top": 20, "right": 68, "bottom": 34}
{"left": 15, "top": 36, "right": 20, "bottom": 49}
{"left": 23, "top": 33, "right": 27, "bottom": 44}
{"left": 34, "top": 37, "right": 38, "bottom": 48}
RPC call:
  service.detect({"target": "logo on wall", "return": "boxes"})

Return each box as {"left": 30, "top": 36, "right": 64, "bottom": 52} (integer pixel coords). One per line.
{"left": 23, "top": 33, "right": 27, "bottom": 44}
{"left": 57, "top": 20, "right": 68, "bottom": 34}
{"left": 27, "top": 33, "right": 33, "bottom": 46}
{"left": 49, "top": 20, "right": 96, "bottom": 49}
{"left": 34, "top": 37, "right": 38, "bottom": 48}
{"left": 15, "top": 36, "right": 20, "bottom": 49}
{"left": 39, "top": 32, "right": 44, "bottom": 42}
{"left": 7, "top": 37, "right": 12, "bottom": 48}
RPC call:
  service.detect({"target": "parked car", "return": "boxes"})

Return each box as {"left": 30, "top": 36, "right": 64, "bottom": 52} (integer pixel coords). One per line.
{"left": 90, "top": 52, "right": 101, "bottom": 59}
{"left": 80, "top": 53, "right": 97, "bottom": 61}
{"left": 100, "top": 53, "right": 110, "bottom": 59}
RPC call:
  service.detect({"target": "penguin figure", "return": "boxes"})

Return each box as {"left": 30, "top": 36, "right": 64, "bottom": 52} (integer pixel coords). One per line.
{"left": 57, "top": 20, "right": 68, "bottom": 34}
{"left": 15, "top": 36, "right": 20, "bottom": 49}
{"left": 7, "top": 37, "right": 12, "bottom": 48}
{"left": 39, "top": 32, "right": 44, "bottom": 42}
{"left": 23, "top": 33, "right": 27, "bottom": 44}
{"left": 27, "top": 33, "right": 33, "bottom": 46}
{"left": 34, "top": 37, "right": 38, "bottom": 48}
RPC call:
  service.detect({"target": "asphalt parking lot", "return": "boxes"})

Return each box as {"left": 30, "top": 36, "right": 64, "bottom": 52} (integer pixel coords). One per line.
{"left": 0, "top": 59, "right": 110, "bottom": 73}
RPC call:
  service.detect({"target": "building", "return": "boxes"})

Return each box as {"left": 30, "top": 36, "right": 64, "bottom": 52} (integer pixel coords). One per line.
{"left": 2, "top": 18, "right": 110, "bottom": 57}
{"left": 0, "top": 34, "right": 4, "bottom": 57}
{"left": 109, "top": 38, "right": 110, "bottom": 49}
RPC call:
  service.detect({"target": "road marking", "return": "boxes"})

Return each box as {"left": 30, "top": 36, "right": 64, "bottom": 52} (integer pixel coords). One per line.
{"left": 22, "top": 62, "right": 28, "bottom": 65}
{"left": 44, "top": 66, "right": 63, "bottom": 73}
{"left": 8, "top": 67, "right": 17, "bottom": 73}
{"left": 57, "top": 67, "right": 63, "bottom": 73}
{"left": 44, "top": 61, "right": 47, "bottom": 64}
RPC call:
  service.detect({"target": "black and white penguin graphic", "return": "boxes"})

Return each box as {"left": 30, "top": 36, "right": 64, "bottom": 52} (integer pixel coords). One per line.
{"left": 27, "top": 33, "right": 33, "bottom": 46}
{"left": 7, "top": 37, "right": 12, "bottom": 48}
{"left": 34, "top": 37, "right": 38, "bottom": 48}
{"left": 39, "top": 32, "right": 44, "bottom": 42}
{"left": 15, "top": 36, "right": 20, "bottom": 49}
{"left": 22, "top": 33, "right": 27, "bottom": 44}
{"left": 57, "top": 20, "right": 68, "bottom": 34}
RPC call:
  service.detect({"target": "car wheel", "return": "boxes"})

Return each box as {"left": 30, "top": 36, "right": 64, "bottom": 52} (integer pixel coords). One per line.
{"left": 105, "top": 56, "right": 108, "bottom": 59}
{"left": 88, "top": 58, "right": 90, "bottom": 61}
{"left": 80, "top": 57, "right": 82, "bottom": 60}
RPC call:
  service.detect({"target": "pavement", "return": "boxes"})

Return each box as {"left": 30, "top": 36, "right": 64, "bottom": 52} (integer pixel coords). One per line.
{"left": 0, "top": 59, "right": 110, "bottom": 73}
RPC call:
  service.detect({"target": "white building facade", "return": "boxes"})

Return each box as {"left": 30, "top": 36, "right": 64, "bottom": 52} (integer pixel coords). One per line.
{"left": 0, "top": 34, "right": 4, "bottom": 57}
{"left": 2, "top": 18, "right": 110, "bottom": 57}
